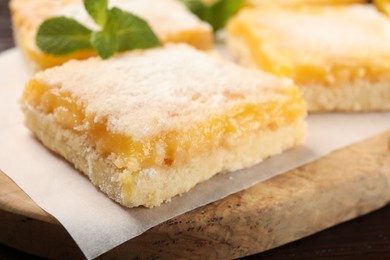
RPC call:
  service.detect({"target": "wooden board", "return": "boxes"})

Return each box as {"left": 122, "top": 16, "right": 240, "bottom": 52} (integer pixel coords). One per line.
{"left": 0, "top": 130, "right": 389, "bottom": 259}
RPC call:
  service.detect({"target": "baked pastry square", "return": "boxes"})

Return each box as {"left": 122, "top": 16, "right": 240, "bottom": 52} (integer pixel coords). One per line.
{"left": 20, "top": 44, "right": 306, "bottom": 208}
{"left": 10, "top": 0, "right": 213, "bottom": 70}
{"left": 227, "top": 5, "right": 390, "bottom": 112}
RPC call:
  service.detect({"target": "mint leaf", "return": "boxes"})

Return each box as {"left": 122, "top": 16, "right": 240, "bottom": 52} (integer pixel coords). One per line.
{"left": 180, "top": 0, "right": 243, "bottom": 31}
{"left": 91, "top": 30, "right": 118, "bottom": 59}
{"left": 106, "top": 8, "right": 161, "bottom": 52}
{"left": 36, "top": 3, "right": 161, "bottom": 59}
{"left": 36, "top": 17, "right": 92, "bottom": 55}
{"left": 84, "top": 0, "right": 108, "bottom": 27}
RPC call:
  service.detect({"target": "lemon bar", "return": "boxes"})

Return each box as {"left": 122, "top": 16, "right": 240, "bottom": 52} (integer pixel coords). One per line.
{"left": 246, "top": 0, "right": 366, "bottom": 6}
{"left": 227, "top": 5, "right": 390, "bottom": 112}
{"left": 10, "top": 0, "right": 213, "bottom": 71}
{"left": 20, "top": 44, "right": 306, "bottom": 208}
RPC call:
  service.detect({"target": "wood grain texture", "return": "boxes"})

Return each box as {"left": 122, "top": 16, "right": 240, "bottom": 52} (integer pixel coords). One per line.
{"left": 1, "top": 130, "right": 389, "bottom": 259}
{"left": 253, "top": 205, "right": 390, "bottom": 259}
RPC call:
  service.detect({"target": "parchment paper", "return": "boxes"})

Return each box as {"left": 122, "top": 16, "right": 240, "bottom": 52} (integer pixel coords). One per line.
{"left": 0, "top": 49, "right": 389, "bottom": 259}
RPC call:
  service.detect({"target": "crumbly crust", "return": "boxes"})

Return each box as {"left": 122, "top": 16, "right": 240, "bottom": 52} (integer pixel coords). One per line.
{"left": 22, "top": 103, "right": 306, "bottom": 207}
{"left": 300, "top": 81, "right": 390, "bottom": 112}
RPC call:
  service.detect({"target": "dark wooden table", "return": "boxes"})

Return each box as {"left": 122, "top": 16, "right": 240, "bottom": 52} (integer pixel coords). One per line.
{"left": 0, "top": 0, "right": 389, "bottom": 259}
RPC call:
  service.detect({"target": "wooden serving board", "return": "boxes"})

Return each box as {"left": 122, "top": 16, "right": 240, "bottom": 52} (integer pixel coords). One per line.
{"left": 0, "top": 130, "right": 389, "bottom": 259}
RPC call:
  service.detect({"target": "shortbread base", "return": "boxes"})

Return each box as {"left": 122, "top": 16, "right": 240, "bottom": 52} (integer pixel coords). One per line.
{"left": 300, "top": 82, "right": 390, "bottom": 112}
{"left": 22, "top": 104, "right": 306, "bottom": 208}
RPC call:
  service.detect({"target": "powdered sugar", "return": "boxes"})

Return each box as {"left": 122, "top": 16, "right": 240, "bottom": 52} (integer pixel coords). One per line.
{"left": 35, "top": 44, "right": 294, "bottom": 140}
{"left": 235, "top": 5, "right": 390, "bottom": 66}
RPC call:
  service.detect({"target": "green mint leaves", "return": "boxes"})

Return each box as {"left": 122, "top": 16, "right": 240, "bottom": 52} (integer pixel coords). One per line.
{"left": 180, "top": 0, "right": 244, "bottom": 31}
{"left": 36, "top": 0, "right": 161, "bottom": 59}
{"left": 105, "top": 8, "right": 161, "bottom": 52}
{"left": 36, "top": 17, "right": 93, "bottom": 55}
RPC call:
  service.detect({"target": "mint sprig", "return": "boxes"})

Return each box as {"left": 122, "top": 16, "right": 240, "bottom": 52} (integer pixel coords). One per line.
{"left": 180, "top": 0, "right": 244, "bottom": 31}
{"left": 36, "top": 17, "right": 92, "bottom": 55}
{"left": 106, "top": 8, "right": 161, "bottom": 52}
{"left": 36, "top": 0, "right": 161, "bottom": 59}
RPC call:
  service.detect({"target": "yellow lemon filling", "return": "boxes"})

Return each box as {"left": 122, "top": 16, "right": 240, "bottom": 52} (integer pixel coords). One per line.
{"left": 23, "top": 79, "right": 305, "bottom": 174}
{"left": 227, "top": 7, "right": 390, "bottom": 88}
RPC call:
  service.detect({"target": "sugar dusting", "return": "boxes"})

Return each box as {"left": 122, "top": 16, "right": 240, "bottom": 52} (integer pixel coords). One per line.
{"left": 139, "top": 168, "right": 158, "bottom": 178}
{"left": 35, "top": 44, "right": 294, "bottom": 140}
{"left": 238, "top": 5, "right": 390, "bottom": 63}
